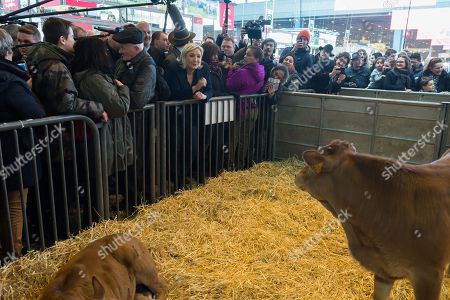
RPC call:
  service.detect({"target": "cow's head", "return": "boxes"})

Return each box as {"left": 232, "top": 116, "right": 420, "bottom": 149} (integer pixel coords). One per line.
{"left": 295, "top": 140, "right": 356, "bottom": 210}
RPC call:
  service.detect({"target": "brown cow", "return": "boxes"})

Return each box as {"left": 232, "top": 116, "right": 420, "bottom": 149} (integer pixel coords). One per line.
{"left": 295, "top": 140, "right": 450, "bottom": 300}
{"left": 40, "top": 234, "right": 167, "bottom": 300}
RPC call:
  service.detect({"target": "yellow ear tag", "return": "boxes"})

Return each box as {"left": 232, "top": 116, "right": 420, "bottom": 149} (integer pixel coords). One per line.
{"left": 311, "top": 162, "right": 323, "bottom": 174}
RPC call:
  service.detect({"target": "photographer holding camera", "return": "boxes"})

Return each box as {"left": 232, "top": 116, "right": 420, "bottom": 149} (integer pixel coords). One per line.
{"left": 232, "top": 19, "right": 275, "bottom": 84}
{"left": 279, "top": 30, "right": 313, "bottom": 76}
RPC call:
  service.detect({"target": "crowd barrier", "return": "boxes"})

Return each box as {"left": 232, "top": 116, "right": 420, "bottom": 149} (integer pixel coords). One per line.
{"left": 0, "top": 116, "right": 104, "bottom": 255}
{"left": 0, "top": 94, "right": 275, "bottom": 258}
{"left": 275, "top": 92, "right": 448, "bottom": 163}
{"left": 339, "top": 87, "right": 450, "bottom": 103}
{"left": 339, "top": 88, "right": 450, "bottom": 155}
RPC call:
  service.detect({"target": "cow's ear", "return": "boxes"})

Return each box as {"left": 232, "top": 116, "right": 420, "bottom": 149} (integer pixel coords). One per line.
{"left": 92, "top": 275, "right": 105, "bottom": 300}
{"left": 303, "top": 150, "right": 325, "bottom": 174}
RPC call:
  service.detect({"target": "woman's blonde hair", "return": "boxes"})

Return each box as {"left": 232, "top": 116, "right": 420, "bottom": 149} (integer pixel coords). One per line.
{"left": 179, "top": 43, "right": 203, "bottom": 69}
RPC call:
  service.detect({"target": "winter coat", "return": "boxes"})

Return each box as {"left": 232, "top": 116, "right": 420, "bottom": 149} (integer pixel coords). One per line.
{"left": 342, "top": 66, "right": 371, "bottom": 88}
{"left": 26, "top": 42, "right": 104, "bottom": 119}
{"left": 74, "top": 69, "right": 132, "bottom": 175}
{"left": 115, "top": 50, "right": 156, "bottom": 109}
{"left": 260, "top": 57, "right": 276, "bottom": 84}
{"left": 165, "top": 61, "right": 213, "bottom": 100}
{"left": 226, "top": 62, "right": 265, "bottom": 95}
{"left": 284, "top": 73, "right": 302, "bottom": 91}
{"left": 383, "top": 68, "right": 415, "bottom": 91}
{"left": 367, "top": 69, "right": 385, "bottom": 89}
{"left": 412, "top": 64, "right": 424, "bottom": 83}
{"left": 208, "top": 65, "right": 229, "bottom": 97}
{"left": 309, "top": 55, "right": 335, "bottom": 93}
{"left": 265, "top": 64, "right": 289, "bottom": 105}
{"left": 149, "top": 47, "right": 166, "bottom": 70}
{"left": 419, "top": 70, "right": 450, "bottom": 93}
{"left": 279, "top": 46, "right": 313, "bottom": 75}
{"left": 0, "top": 59, "right": 46, "bottom": 190}
{"left": 162, "top": 46, "right": 181, "bottom": 70}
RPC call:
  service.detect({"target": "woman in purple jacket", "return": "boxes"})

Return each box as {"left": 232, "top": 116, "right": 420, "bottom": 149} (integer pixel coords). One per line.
{"left": 226, "top": 46, "right": 265, "bottom": 95}
{"left": 226, "top": 46, "right": 265, "bottom": 168}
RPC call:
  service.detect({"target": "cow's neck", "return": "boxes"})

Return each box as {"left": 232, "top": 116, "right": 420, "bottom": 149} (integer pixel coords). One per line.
{"left": 330, "top": 153, "right": 412, "bottom": 239}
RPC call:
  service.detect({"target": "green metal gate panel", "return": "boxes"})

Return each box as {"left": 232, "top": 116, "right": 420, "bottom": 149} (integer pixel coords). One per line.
{"left": 339, "top": 88, "right": 448, "bottom": 103}
{"left": 275, "top": 92, "right": 444, "bottom": 163}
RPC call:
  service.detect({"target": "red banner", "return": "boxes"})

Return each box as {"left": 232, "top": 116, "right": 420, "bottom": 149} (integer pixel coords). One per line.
{"left": 219, "top": 2, "right": 234, "bottom": 30}
{"left": 2, "top": 0, "right": 19, "bottom": 11}
{"left": 65, "top": 0, "right": 97, "bottom": 8}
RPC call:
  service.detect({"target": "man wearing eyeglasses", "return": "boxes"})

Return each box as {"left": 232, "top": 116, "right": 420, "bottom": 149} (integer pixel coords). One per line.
{"left": 279, "top": 30, "right": 313, "bottom": 80}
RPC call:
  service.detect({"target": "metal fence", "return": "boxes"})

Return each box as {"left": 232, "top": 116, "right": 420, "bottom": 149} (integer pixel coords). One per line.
{"left": 275, "top": 92, "right": 447, "bottom": 163}
{"left": 339, "top": 88, "right": 450, "bottom": 155}
{"left": 0, "top": 95, "right": 274, "bottom": 258}
{"left": 0, "top": 116, "right": 103, "bottom": 257}
{"left": 441, "top": 102, "right": 450, "bottom": 155}
{"left": 339, "top": 87, "right": 450, "bottom": 103}
{"left": 100, "top": 104, "right": 156, "bottom": 220}
{"left": 157, "top": 94, "right": 275, "bottom": 196}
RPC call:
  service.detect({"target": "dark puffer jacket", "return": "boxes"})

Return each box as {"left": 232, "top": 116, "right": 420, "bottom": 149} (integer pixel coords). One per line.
{"left": 26, "top": 42, "right": 104, "bottom": 119}
{"left": 0, "top": 58, "right": 46, "bottom": 189}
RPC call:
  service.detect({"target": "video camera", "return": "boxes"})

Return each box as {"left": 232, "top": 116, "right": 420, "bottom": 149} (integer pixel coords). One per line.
{"left": 244, "top": 17, "right": 271, "bottom": 40}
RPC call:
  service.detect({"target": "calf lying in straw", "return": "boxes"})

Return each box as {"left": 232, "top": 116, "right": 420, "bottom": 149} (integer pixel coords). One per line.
{"left": 40, "top": 234, "right": 167, "bottom": 300}
{"left": 295, "top": 140, "right": 450, "bottom": 300}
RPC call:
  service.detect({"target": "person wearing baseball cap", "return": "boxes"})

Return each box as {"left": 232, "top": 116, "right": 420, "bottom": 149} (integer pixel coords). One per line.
{"left": 342, "top": 52, "right": 371, "bottom": 88}
{"left": 114, "top": 25, "right": 157, "bottom": 108}
{"left": 279, "top": 29, "right": 313, "bottom": 80}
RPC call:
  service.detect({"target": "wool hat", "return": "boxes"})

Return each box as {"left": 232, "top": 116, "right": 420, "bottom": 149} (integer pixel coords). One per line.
{"left": 319, "top": 44, "right": 334, "bottom": 56}
{"left": 297, "top": 30, "right": 310, "bottom": 42}
{"left": 112, "top": 26, "right": 144, "bottom": 44}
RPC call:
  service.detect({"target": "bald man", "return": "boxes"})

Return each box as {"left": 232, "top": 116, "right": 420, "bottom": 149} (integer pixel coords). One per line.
{"left": 137, "top": 21, "right": 152, "bottom": 51}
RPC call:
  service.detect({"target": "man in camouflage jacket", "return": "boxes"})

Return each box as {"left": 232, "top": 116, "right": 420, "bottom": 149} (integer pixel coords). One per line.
{"left": 26, "top": 17, "right": 105, "bottom": 119}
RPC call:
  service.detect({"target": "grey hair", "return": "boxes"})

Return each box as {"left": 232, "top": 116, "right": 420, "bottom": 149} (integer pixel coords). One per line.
{"left": 179, "top": 43, "right": 203, "bottom": 70}
{"left": 0, "top": 29, "right": 14, "bottom": 58}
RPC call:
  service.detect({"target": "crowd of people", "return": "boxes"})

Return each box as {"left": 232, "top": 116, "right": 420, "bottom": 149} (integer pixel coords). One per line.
{"left": 1, "top": 15, "right": 448, "bottom": 261}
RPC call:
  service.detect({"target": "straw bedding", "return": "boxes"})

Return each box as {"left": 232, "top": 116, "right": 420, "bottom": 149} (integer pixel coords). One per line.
{"left": 0, "top": 159, "right": 449, "bottom": 299}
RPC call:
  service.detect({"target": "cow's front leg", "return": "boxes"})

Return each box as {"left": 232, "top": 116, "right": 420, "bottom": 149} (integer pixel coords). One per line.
{"left": 373, "top": 275, "right": 393, "bottom": 300}
{"left": 411, "top": 268, "right": 444, "bottom": 300}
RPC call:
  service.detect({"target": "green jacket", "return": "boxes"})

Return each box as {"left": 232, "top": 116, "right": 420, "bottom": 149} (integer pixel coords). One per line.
{"left": 114, "top": 50, "right": 156, "bottom": 109}
{"left": 74, "top": 69, "right": 133, "bottom": 175}
{"left": 26, "top": 42, "right": 104, "bottom": 119}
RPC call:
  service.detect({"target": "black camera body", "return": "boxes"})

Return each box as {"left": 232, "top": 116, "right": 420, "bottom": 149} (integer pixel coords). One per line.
{"left": 244, "top": 18, "right": 271, "bottom": 40}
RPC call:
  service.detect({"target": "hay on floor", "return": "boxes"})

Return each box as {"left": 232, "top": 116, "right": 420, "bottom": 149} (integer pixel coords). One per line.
{"left": 0, "top": 159, "right": 448, "bottom": 299}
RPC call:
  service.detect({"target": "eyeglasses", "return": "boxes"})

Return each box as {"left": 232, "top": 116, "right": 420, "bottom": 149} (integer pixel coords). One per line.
{"left": 296, "top": 37, "right": 307, "bottom": 41}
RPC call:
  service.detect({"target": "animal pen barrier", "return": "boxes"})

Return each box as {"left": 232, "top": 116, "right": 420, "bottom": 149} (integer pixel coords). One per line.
{"left": 275, "top": 92, "right": 448, "bottom": 163}
{"left": 0, "top": 94, "right": 275, "bottom": 255}
{"left": 0, "top": 116, "right": 104, "bottom": 255}
{"left": 340, "top": 88, "right": 450, "bottom": 155}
